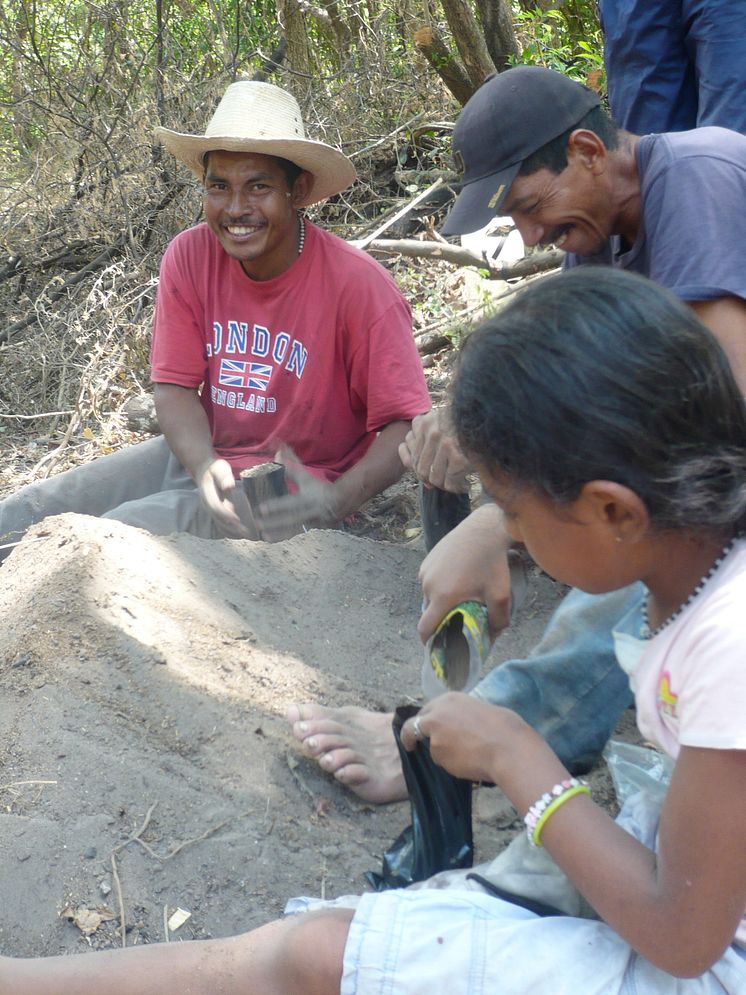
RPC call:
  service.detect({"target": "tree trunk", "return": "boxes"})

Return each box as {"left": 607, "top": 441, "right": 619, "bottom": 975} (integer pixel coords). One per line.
{"left": 516, "top": 0, "right": 560, "bottom": 10}
{"left": 474, "top": 0, "right": 520, "bottom": 72}
{"left": 439, "top": 0, "right": 495, "bottom": 89}
{"left": 153, "top": 0, "right": 166, "bottom": 170}
{"left": 276, "top": 0, "right": 313, "bottom": 97}
{"left": 413, "top": 25, "right": 475, "bottom": 105}
{"left": 9, "top": 7, "right": 31, "bottom": 155}
{"left": 320, "top": 0, "right": 354, "bottom": 57}
{"left": 251, "top": 38, "right": 288, "bottom": 82}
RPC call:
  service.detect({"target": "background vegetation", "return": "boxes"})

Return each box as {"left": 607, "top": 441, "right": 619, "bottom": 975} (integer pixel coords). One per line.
{"left": 0, "top": 0, "right": 603, "bottom": 484}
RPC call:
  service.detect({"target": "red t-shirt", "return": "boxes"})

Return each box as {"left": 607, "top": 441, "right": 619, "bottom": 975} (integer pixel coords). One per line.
{"left": 150, "top": 221, "right": 430, "bottom": 479}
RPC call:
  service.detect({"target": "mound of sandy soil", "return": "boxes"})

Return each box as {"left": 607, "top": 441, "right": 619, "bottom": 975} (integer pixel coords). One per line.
{"left": 0, "top": 513, "right": 622, "bottom": 957}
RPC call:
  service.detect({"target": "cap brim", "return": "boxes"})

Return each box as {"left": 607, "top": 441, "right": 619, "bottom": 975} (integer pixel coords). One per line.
{"left": 441, "top": 161, "right": 521, "bottom": 236}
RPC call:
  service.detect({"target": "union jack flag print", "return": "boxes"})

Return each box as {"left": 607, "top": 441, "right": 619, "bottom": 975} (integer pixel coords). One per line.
{"left": 218, "top": 359, "right": 273, "bottom": 391}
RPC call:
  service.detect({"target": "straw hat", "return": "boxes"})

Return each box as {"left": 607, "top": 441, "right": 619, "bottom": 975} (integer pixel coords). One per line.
{"left": 155, "top": 81, "right": 357, "bottom": 206}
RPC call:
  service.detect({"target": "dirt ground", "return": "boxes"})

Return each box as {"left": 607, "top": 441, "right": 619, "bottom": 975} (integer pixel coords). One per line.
{"left": 0, "top": 507, "right": 637, "bottom": 958}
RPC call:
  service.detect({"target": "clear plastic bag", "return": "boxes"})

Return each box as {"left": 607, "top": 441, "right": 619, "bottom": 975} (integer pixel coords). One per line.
{"left": 603, "top": 739, "right": 673, "bottom": 807}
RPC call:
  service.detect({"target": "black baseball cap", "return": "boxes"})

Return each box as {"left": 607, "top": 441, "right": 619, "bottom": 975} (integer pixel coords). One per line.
{"left": 441, "top": 66, "right": 602, "bottom": 236}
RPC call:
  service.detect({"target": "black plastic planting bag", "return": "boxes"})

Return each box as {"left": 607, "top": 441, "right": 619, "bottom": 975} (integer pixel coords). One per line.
{"left": 365, "top": 704, "right": 474, "bottom": 891}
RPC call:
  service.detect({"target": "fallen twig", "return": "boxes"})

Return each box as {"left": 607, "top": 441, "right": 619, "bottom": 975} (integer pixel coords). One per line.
{"left": 348, "top": 112, "right": 427, "bottom": 159}
{"left": 110, "top": 852, "right": 127, "bottom": 948}
{"left": 111, "top": 801, "right": 159, "bottom": 857}
{"left": 350, "top": 179, "right": 444, "bottom": 251}
{"left": 0, "top": 410, "right": 74, "bottom": 420}
{"left": 367, "top": 239, "right": 564, "bottom": 278}
{"left": 0, "top": 779, "right": 57, "bottom": 791}
{"left": 160, "top": 816, "right": 238, "bottom": 862}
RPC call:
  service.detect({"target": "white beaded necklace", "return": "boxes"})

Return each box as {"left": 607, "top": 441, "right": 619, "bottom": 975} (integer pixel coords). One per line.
{"left": 640, "top": 535, "right": 739, "bottom": 639}
{"left": 297, "top": 214, "right": 305, "bottom": 256}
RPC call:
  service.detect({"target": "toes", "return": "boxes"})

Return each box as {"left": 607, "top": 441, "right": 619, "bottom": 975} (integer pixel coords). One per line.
{"left": 319, "top": 747, "right": 357, "bottom": 774}
{"left": 292, "top": 718, "right": 350, "bottom": 746}
{"left": 285, "top": 702, "right": 329, "bottom": 725}
{"left": 334, "top": 762, "right": 369, "bottom": 786}
{"left": 302, "top": 732, "right": 353, "bottom": 759}
{"left": 285, "top": 704, "right": 302, "bottom": 724}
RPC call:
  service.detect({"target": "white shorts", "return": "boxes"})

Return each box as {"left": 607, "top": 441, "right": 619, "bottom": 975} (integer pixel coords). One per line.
{"left": 341, "top": 888, "right": 746, "bottom": 995}
{"left": 290, "top": 792, "right": 746, "bottom": 995}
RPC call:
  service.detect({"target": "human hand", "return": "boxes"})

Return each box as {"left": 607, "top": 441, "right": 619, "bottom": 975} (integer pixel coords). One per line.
{"left": 400, "top": 693, "right": 533, "bottom": 785}
{"left": 418, "top": 503, "right": 514, "bottom": 643}
{"left": 254, "top": 446, "right": 341, "bottom": 541}
{"left": 195, "top": 457, "right": 257, "bottom": 539}
{"left": 398, "top": 409, "right": 472, "bottom": 494}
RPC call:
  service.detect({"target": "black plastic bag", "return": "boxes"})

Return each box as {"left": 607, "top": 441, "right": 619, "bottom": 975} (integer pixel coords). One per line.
{"left": 365, "top": 704, "right": 474, "bottom": 891}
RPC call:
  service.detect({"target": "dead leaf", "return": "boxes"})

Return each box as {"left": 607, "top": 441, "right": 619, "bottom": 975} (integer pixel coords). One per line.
{"left": 586, "top": 68, "right": 604, "bottom": 93}
{"left": 315, "top": 797, "right": 332, "bottom": 818}
{"left": 60, "top": 905, "right": 116, "bottom": 935}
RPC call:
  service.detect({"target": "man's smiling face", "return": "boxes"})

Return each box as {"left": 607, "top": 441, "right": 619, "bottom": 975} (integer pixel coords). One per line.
{"left": 502, "top": 153, "right": 615, "bottom": 257}
{"left": 202, "top": 150, "right": 309, "bottom": 281}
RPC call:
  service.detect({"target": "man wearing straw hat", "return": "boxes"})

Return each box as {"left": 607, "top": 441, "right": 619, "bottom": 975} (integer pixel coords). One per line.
{"left": 0, "top": 82, "right": 430, "bottom": 554}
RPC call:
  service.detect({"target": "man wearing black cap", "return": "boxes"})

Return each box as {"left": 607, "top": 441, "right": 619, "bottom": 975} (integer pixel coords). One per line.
{"left": 288, "top": 65, "right": 746, "bottom": 804}
{"left": 442, "top": 65, "right": 746, "bottom": 389}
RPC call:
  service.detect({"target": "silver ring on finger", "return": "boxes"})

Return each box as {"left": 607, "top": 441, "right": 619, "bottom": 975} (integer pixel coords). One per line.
{"left": 412, "top": 715, "right": 424, "bottom": 741}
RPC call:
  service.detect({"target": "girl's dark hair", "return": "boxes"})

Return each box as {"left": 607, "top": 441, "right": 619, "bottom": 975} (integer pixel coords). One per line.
{"left": 451, "top": 267, "right": 746, "bottom": 534}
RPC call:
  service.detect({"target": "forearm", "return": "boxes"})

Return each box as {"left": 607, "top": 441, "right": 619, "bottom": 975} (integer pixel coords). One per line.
{"left": 489, "top": 723, "right": 739, "bottom": 976}
{"left": 486, "top": 725, "right": 663, "bottom": 961}
{"left": 154, "top": 383, "right": 254, "bottom": 539}
{"left": 419, "top": 502, "right": 514, "bottom": 640}
{"left": 416, "top": 692, "right": 743, "bottom": 977}
{"left": 690, "top": 297, "right": 746, "bottom": 394}
{"left": 331, "top": 420, "right": 410, "bottom": 520}
{"left": 453, "top": 501, "right": 511, "bottom": 552}
{"left": 153, "top": 383, "right": 216, "bottom": 478}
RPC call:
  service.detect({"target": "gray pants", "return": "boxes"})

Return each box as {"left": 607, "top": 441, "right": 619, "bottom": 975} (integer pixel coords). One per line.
{"left": 0, "top": 436, "right": 227, "bottom": 559}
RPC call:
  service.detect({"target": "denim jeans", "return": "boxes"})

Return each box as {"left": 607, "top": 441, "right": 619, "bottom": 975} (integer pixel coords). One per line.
{"left": 472, "top": 585, "right": 642, "bottom": 773}
{"left": 600, "top": 0, "right": 746, "bottom": 135}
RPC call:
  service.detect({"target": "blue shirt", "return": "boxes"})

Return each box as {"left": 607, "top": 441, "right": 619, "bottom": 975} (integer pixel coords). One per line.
{"left": 565, "top": 127, "right": 746, "bottom": 304}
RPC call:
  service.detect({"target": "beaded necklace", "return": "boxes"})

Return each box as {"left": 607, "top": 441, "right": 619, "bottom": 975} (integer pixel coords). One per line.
{"left": 297, "top": 214, "right": 305, "bottom": 256}
{"left": 640, "top": 535, "right": 739, "bottom": 639}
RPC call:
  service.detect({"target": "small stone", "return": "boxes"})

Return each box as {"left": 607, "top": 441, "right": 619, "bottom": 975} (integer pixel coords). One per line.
{"left": 83, "top": 846, "right": 97, "bottom": 860}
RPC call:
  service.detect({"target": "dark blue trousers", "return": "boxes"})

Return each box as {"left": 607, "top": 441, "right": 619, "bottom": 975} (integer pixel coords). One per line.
{"left": 599, "top": 0, "right": 746, "bottom": 135}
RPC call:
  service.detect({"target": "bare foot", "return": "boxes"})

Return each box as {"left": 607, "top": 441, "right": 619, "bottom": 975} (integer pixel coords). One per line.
{"left": 285, "top": 703, "right": 408, "bottom": 804}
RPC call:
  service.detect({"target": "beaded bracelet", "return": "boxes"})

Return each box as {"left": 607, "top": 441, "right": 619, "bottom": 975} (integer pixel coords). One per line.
{"left": 524, "top": 778, "right": 590, "bottom": 847}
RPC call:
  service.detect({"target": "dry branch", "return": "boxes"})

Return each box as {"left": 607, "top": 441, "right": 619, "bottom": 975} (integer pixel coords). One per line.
{"left": 439, "top": 0, "right": 496, "bottom": 91}
{"left": 367, "top": 239, "right": 565, "bottom": 278}
{"left": 394, "top": 167, "right": 457, "bottom": 186}
{"left": 474, "top": 0, "right": 520, "bottom": 71}
{"left": 1, "top": 240, "right": 125, "bottom": 344}
{"left": 351, "top": 179, "right": 445, "bottom": 250}
{"left": 416, "top": 330, "right": 452, "bottom": 355}
{"left": 415, "top": 294, "right": 518, "bottom": 356}
{"left": 413, "top": 25, "right": 475, "bottom": 105}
